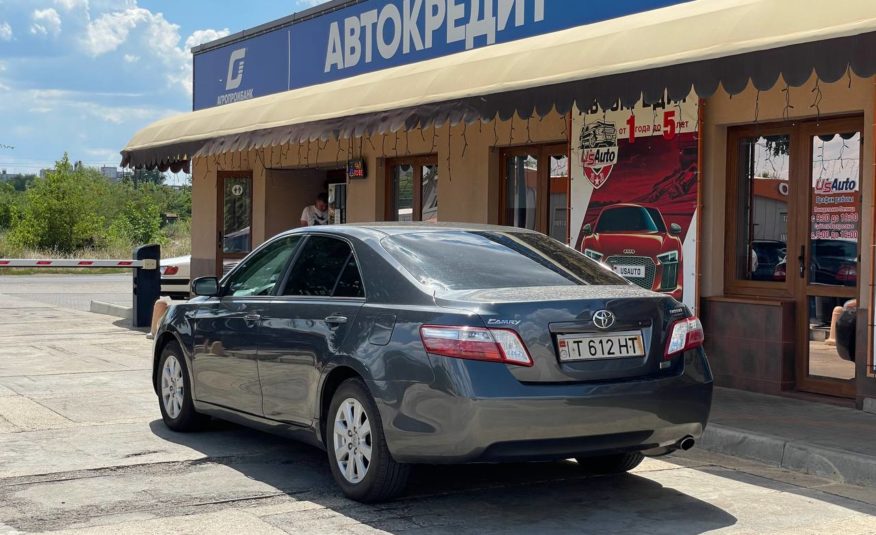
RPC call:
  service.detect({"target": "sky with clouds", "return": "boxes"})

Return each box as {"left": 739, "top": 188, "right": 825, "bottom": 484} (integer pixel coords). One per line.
{"left": 0, "top": 0, "right": 327, "bottom": 177}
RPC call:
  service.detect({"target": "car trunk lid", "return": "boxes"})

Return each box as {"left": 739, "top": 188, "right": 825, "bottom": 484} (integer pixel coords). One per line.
{"left": 435, "top": 285, "right": 687, "bottom": 383}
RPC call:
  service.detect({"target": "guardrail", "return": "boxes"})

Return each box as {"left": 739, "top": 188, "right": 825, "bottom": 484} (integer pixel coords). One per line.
{"left": 0, "top": 244, "right": 161, "bottom": 328}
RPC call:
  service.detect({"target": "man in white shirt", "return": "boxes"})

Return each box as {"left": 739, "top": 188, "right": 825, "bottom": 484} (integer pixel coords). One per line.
{"left": 300, "top": 192, "right": 329, "bottom": 226}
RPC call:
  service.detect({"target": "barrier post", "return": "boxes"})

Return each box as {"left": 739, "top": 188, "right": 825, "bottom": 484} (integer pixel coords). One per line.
{"left": 133, "top": 244, "right": 160, "bottom": 328}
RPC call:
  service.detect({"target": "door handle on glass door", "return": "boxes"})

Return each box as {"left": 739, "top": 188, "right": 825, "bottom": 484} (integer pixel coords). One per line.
{"left": 798, "top": 246, "right": 806, "bottom": 278}
{"left": 325, "top": 315, "right": 348, "bottom": 325}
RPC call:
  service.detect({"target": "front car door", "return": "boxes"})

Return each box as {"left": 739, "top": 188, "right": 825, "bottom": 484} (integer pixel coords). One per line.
{"left": 190, "top": 235, "right": 302, "bottom": 415}
{"left": 258, "top": 235, "right": 366, "bottom": 425}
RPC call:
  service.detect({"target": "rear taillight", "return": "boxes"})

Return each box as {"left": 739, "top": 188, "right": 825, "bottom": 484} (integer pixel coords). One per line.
{"left": 419, "top": 325, "right": 533, "bottom": 367}
{"left": 837, "top": 264, "right": 857, "bottom": 283}
{"left": 773, "top": 264, "right": 786, "bottom": 281}
{"left": 161, "top": 265, "right": 179, "bottom": 276}
{"left": 664, "top": 316, "right": 704, "bottom": 359}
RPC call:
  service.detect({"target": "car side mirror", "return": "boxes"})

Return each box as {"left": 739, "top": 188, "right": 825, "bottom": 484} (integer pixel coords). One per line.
{"left": 192, "top": 277, "right": 220, "bottom": 297}
{"left": 583, "top": 224, "right": 593, "bottom": 236}
{"left": 669, "top": 223, "right": 682, "bottom": 236}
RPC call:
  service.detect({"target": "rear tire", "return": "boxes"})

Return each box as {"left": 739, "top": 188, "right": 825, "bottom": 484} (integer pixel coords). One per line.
{"left": 157, "top": 341, "right": 206, "bottom": 432}
{"left": 576, "top": 452, "right": 644, "bottom": 474}
{"left": 326, "top": 378, "right": 410, "bottom": 503}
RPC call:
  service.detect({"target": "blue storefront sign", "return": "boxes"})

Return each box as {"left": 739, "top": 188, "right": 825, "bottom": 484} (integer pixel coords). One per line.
{"left": 193, "top": 0, "right": 690, "bottom": 111}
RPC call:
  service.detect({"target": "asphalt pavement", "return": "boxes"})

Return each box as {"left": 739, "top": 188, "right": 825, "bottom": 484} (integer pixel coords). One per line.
{"left": 0, "top": 292, "right": 875, "bottom": 534}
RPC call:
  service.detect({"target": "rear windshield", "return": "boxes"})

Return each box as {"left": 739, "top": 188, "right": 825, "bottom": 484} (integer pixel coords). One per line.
{"left": 596, "top": 206, "right": 665, "bottom": 233}
{"left": 381, "top": 231, "right": 628, "bottom": 292}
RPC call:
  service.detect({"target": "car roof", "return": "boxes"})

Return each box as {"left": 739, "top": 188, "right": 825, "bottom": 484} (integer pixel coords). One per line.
{"left": 275, "top": 222, "right": 541, "bottom": 239}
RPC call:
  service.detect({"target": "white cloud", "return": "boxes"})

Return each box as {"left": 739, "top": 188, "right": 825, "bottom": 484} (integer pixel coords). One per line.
{"left": 0, "top": 22, "right": 12, "bottom": 41}
{"left": 30, "top": 8, "right": 62, "bottom": 37}
{"left": 82, "top": 7, "right": 150, "bottom": 55}
{"left": 54, "top": 0, "right": 90, "bottom": 12}
{"left": 123, "top": 53, "right": 139, "bottom": 63}
{"left": 185, "top": 28, "right": 229, "bottom": 52}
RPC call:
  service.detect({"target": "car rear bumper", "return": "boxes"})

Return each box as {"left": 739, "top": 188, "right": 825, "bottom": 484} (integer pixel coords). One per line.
{"left": 161, "top": 278, "right": 190, "bottom": 299}
{"left": 376, "top": 350, "right": 713, "bottom": 464}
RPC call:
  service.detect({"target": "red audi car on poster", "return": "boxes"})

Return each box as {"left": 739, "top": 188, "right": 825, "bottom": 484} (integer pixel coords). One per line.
{"left": 581, "top": 204, "right": 683, "bottom": 299}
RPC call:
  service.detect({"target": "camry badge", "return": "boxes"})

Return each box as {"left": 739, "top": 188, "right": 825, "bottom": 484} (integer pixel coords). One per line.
{"left": 593, "top": 310, "right": 616, "bottom": 330}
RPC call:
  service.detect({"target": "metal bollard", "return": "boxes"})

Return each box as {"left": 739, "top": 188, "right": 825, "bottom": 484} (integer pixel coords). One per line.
{"left": 133, "top": 244, "right": 160, "bottom": 328}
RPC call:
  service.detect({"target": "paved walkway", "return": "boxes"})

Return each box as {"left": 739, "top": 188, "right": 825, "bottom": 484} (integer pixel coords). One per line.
{"left": 703, "top": 387, "right": 876, "bottom": 487}
{"left": 0, "top": 275, "right": 132, "bottom": 312}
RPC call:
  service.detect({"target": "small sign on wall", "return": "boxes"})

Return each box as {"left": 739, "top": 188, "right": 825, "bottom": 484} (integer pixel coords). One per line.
{"left": 347, "top": 159, "right": 367, "bottom": 179}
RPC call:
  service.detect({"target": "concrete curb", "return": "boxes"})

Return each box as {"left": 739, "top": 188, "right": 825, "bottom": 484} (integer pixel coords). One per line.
{"left": 89, "top": 300, "right": 133, "bottom": 320}
{"left": 701, "top": 423, "right": 876, "bottom": 488}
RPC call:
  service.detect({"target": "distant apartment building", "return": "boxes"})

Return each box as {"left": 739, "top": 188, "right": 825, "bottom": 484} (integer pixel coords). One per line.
{"left": 100, "top": 166, "right": 119, "bottom": 180}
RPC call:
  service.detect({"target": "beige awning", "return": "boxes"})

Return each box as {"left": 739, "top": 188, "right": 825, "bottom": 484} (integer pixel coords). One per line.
{"left": 123, "top": 0, "right": 876, "bottom": 170}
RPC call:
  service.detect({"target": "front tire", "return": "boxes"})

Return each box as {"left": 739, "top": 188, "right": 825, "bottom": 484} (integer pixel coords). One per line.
{"left": 576, "top": 452, "right": 644, "bottom": 474}
{"left": 327, "top": 379, "right": 409, "bottom": 503}
{"left": 157, "top": 341, "right": 206, "bottom": 432}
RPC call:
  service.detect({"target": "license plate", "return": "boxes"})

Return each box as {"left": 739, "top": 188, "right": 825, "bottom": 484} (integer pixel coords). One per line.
{"left": 613, "top": 265, "right": 645, "bottom": 279}
{"left": 557, "top": 331, "right": 646, "bottom": 361}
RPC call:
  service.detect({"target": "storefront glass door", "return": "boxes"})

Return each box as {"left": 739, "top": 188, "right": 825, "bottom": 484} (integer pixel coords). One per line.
{"left": 797, "top": 122, "right": 861, "bottom": 397}
{"left": 217, "top": 173, "right": 253, "bottom": 275}
{"left": 727, "top": 118, "right": 862, "bottom": 398}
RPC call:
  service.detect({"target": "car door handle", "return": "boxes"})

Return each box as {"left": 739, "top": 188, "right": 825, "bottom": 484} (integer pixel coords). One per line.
{"left": 244, "top": 313, "right": 261, "bottom": 326}
{"left": 325, "top": 315, "right": 348, "bottom": 325}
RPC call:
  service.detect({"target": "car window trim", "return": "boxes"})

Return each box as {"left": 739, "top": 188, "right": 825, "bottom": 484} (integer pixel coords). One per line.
{"left": 277, "top": 232, "right": 368, "bottom": 300}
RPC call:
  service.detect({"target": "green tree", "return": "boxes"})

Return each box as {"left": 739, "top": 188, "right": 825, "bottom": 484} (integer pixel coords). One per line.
{"left": 0, "top": 182, "right": 20, "bottom": 229}
{"left": 8, "top": 155, "right": 109, "bottom": 253}
{"left": 108, "top": 196, "right": 162, "bottom": 245}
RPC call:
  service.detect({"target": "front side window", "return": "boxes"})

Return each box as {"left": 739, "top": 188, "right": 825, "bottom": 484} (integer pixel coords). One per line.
{"left": 226, "top": 236, "right": 302, "bottom": 297}
{"left": 282, "top": 236, "right": 365, "bottom": 298}
{"left": 382, "top": 230, "right": 627, "bottom": 294}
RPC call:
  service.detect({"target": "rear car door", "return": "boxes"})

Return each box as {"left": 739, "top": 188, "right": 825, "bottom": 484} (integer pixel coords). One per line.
{"left": 190, "top": 236, "right": 301, "bottom": 415}
{"left": 258, "top": 235, "right": 365, "bottom": 425}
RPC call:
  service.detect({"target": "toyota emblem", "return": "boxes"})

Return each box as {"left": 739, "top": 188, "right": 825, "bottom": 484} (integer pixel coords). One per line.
{"left": 593, "top": 310, "right": 616, "bottom": 330}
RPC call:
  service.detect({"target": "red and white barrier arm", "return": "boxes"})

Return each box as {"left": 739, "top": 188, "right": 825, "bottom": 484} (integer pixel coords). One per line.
{"left": 0, "top": 259, "right": 158, "bottom": 270}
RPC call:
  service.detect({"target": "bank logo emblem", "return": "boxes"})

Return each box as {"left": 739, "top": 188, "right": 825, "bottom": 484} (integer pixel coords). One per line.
{"left": 579, "top": 121, "right": 619, "bottom": 189}
{"left": 592, "top": 310, "right": 616, "bottom": 330}
{"left": 225, "top": 48, "right": 247, "bottom": 91}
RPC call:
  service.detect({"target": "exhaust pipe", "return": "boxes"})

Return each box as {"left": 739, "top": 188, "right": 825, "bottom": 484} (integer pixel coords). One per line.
{"left": 679, "top": 436, "right": 695, "bottom": 451}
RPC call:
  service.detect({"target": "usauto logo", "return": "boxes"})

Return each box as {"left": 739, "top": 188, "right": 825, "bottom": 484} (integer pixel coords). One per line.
{"left": 579, "top": 121, "right": 619, "bottom": 189}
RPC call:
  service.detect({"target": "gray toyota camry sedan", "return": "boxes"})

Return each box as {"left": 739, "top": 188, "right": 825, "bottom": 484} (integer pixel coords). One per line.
{"left": 152, "top": 223, "right": 712, "bottom": 502}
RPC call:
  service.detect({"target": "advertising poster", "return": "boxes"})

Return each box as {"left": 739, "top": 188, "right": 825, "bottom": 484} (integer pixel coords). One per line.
{"left": 570, "top": 93, "right": 699, "bottom": 311}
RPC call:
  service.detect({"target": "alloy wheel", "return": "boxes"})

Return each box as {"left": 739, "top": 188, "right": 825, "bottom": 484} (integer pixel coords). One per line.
{"left": 161, "top": 354, "right": 185, "bottom": 419}
{"left": 333, "top": 398, "right": 372, "bottom": 484}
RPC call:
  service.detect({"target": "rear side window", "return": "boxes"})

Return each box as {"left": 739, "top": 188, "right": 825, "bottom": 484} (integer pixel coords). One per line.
{"left": 282, "top": 236, "right": 365, "bottom": 298}
{"left": 381, "top": 231, "right": 627, "bottom": 292}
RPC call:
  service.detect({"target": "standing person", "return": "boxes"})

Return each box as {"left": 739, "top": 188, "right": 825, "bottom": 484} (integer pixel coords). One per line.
{"left": 300, "top": 192, "right": 329, "bottom": 227}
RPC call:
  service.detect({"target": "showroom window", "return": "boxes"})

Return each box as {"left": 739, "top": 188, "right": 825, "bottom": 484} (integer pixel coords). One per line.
{"left": 500, "top": 144, "right": 570, "bottom": 243}
{"left": 386, "top": 157, "right": 438, "bottom": 222}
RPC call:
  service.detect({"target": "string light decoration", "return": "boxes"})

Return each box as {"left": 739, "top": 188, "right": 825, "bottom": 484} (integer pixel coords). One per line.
{"left": 493, "top": 117, "right": 499, "bottom": 146}
{"left": 525, "top": 117, "right": 533, "bottom": 144}
{"left": 430, "top": 126, "right": 438, "bottom": 153}
{"left": 781, "top": 83, "right": 794, "bottom": 122}
{"left": 754, "top": 90, "right": 760, "bottom": 123}
{"left": 461, "top": 121, "right": 469, "bottom": 158}
{"left": 810, "top": 78, "right": 823, "bottom": 125}
{"left": 509, "top": 114, "right": 516, "bottom": 145}
{"left": 446, "top": 123, "right": 453, "bottom": 183}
